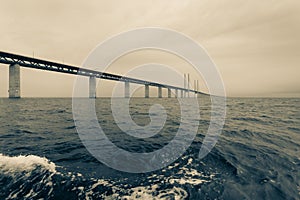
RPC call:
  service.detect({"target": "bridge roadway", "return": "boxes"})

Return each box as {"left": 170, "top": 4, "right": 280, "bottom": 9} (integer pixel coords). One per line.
{"left": 0, "top": 51, "right": 205, "bottom": 98}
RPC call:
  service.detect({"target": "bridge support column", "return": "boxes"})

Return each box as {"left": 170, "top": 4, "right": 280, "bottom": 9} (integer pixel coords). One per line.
{"left": 145, "top": 85, "right": 149, "bottom": 98}
{"left": 167, "top": 88, "right": 171, "bottom": 98}
{"left": 187, "top": 73, "right": 190, "bottom": 98}
{"left": 125, "top": 81, "right": 130, "bottom": 98}
{"left": 158, "top": 87, "right": 162, "bottom": 98}
{"left": 180, "top": 90, "right": 183, "bottom": 98}
{"left": 175, "top": 89, "right": 178, "bottom": 98}
{"left": 89, "top": 76, "right": 96, "bottom": 98}
{"left": 9, "top": 64, "right": 21, "bottom": 98}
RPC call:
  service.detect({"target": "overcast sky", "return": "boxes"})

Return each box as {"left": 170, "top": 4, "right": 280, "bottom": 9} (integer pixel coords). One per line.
{"left": 0, "top": 0, "right": 299, "bottom": 97}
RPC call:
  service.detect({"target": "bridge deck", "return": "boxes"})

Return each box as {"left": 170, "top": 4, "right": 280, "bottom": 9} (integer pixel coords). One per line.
{"left": 0, "top": 51, "right": 205, "bottom": 93}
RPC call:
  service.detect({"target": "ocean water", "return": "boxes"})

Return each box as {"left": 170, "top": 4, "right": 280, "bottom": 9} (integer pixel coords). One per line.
{"left": 0, "top": 97, "right": 299, "bottom": 199}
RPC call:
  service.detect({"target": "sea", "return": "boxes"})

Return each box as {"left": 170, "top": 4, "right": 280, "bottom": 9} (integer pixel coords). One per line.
{"left": 0, "top": 97, "right": 299, "bottom": 200}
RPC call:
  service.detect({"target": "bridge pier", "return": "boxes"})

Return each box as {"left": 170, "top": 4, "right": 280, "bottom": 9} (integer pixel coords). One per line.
{"left": 145, "top": 85, "right": 149, "bottom": 98}
{"left": 175, "top": 89, "right": 178, "bottom": 98}
{"left": 187, "top": 74, "right": 190, "bottom": 98}
{"left": 167, "top": 88, "right": 171, "bottom": 98}
{"left": 125, "top": 81, "right": 130, "bottom": 98}
{"left": 9, "top": 64, "right": 21, "bottom": 98}
{"left": 89, "top": 76, "right": 96, "bottom": 98}
{"left": 180, "top": 90, "right": 183, "bottom": 98}
{"left": 158, "top": 87, "right": 162, "bottom": 98}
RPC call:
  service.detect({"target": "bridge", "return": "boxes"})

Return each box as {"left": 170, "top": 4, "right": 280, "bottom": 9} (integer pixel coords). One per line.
{"left": 0, "top": 51, "right": 206, "bottom": 98}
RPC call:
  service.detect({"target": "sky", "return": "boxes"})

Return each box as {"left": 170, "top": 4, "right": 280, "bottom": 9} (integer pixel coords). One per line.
{"left": 0, "top": 0, "right": 299, "bottom": 97}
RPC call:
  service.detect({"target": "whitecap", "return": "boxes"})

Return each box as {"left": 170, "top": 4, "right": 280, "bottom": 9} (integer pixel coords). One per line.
{"left": 0, "top": 153, "right": 56, "bottom": 174}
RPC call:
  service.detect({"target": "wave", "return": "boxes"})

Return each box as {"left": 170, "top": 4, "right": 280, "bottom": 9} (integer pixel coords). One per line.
{"left": 0, "top": 154, "right": 56, "bottom": 199}
{"left": 0, "top": 154, "right": 215, "bottom": 199}
{"left": 0, "top": 154, "right": 56, "bottom": 174}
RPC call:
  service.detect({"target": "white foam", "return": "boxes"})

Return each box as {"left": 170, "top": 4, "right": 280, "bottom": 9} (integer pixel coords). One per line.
{"left": 0, "top": 154, "right": 56, "bottom": 173}
{"left": 90, "top": 156, "right": 213, "bottom": 199}
{"left": 187, "top": 158, "right": 193, "bottom": 165}
{"left": 169, "top": 177, "right": 208, "bottom": 185}
{"left": 167, "top": 162, "right": 180, "bottom": 169}
{"left": 1, "top": 154, "right": 57, "bottom": 199}
{"left": 164, "top": 161, "right": 215, "bottom": 186}
{"left": 83, "top": 177, "right": 189, "bottom": 200}
{"left": 113, "top": 185, "right": 187, "bottom": 200}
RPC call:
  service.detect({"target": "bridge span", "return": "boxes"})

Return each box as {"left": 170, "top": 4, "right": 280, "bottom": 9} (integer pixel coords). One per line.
{"left": 0, "top": 51, "right": 205, "bottom": 98}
